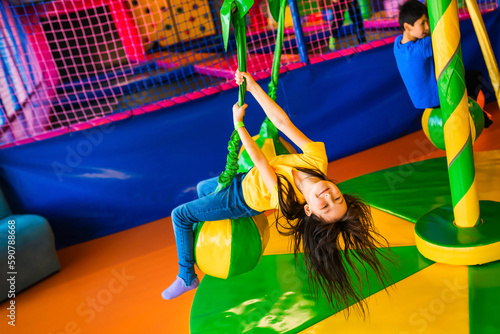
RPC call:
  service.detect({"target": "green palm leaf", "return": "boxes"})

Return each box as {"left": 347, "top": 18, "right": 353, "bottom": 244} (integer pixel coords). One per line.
{"left": 221, "top": 0, "right": 254, "bottom": 52}
{"left": 268, "top": 0, "right": 281, "bottom": 22}
{"left": 220, "top": 0, "right": 235, "bottom": 52}
{"left": 234, "top": 0, "right": 254, "bottom": 18}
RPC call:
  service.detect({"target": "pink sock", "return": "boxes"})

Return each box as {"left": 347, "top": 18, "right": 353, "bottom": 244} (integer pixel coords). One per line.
{"left": 161, "top": 276, "right": 199, "bottom": 300}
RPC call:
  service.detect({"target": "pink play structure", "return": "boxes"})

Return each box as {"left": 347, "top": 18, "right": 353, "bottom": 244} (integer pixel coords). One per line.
{"left": 0, "top": 0, "right": 497, "bottom": 148}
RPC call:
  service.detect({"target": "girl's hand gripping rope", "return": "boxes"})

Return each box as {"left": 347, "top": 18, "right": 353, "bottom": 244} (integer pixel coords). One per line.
{"left": 235, "top": 69, "right": 257, "bottom": 94}
{"left": 233, "top": 102, "right": 247, "bottom": 125}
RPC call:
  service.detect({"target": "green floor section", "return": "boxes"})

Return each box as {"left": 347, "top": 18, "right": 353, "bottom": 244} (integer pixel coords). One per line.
{"left": 338, "top": 157, "right": 451, "bottom": 223}
{"left": 469, "top": 260, "right": 500, "bottom": 334}
{"left": 190, "top": 246, "right": 434, "bottom": 333}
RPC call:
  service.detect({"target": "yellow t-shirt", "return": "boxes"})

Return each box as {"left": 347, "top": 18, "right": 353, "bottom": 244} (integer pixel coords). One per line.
{"left": 242, "top": 141, "right": 328, "bottom": 212}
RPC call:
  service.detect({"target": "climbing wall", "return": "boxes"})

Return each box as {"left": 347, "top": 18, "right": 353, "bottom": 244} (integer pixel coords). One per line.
{"left": 129, "top": 0, "right": 178, "bottom": 50}
{"left": 129, "top": 0, "right": 215, "bottom": 50}
{"left": 169, "top": 0, "right": 215, "bottom": 43}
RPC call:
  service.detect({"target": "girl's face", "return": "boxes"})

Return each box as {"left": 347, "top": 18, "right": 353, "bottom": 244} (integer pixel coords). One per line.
{"left": 303, "top": 179, "right": 348, "bottom": 222}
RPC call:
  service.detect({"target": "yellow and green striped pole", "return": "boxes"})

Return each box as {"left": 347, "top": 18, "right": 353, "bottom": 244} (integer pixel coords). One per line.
{"left": 415, "top": 0, "right": 500, "bottom": 266}
{"left": 428, "top": 0, "right": 480, "bottom": 228}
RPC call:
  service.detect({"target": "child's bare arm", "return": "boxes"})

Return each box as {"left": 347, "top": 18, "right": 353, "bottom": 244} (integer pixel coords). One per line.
{"left": 233, "top": 103, "right": 277, "bottom": 192}
{"left": 235, "top": 70, "right": 312, "bottom": 150}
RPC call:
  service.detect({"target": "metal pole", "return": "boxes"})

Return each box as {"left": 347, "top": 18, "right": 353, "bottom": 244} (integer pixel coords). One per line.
{"left": 288, "top": 0, "right": 309, "bottom": 65}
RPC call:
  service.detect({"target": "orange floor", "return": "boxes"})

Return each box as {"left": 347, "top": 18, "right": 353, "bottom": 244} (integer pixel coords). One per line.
{"left": 1, "top": 102, "right": 498, "bottom": 334}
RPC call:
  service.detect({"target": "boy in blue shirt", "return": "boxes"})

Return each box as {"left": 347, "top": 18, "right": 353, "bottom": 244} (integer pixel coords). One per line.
{"left": 393, "top": 0, "right": 493, "bottom": 126}
{"left": 393, "top": 0, "right": 438, "bottom": 109}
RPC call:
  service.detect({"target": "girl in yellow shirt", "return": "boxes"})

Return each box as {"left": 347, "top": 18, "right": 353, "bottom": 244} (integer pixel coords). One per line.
{"left": 163, "top": 71, "right": 393, "bottom": 316}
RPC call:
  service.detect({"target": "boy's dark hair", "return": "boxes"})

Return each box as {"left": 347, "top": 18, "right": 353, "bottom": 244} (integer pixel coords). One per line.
{"left": 398, "top": 0, "right": 428, "bottom": 31}
{"left": 274, "top": 166, "right": 396, "bottom": 317}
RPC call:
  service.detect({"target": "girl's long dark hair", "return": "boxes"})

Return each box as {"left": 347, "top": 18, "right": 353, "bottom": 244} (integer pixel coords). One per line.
{"left": 275, "top": 167, "right": 395, "bottom": 318}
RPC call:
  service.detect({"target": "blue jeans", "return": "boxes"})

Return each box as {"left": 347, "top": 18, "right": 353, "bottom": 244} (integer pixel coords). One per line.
{"left": 171, "top": 173, "right": 261, "bottom": 285}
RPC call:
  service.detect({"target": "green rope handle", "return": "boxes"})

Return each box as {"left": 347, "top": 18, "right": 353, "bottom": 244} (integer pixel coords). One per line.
{"left": 260, "top": 0, "right": 287, "bottom": 142}
{"left": 268, "top": 0, "right": 287, "bottom": 101}
{"left": 216, "top": 9, "right": 247, "bottom": 192}
{"left": 216, "top": 130, "right": 241, "bottom": 191}
{"left": 267, "top": 84, "right": 278, "bottom": 102}
{"left": 216, "top": 0, "right": 287, "bottom": 191}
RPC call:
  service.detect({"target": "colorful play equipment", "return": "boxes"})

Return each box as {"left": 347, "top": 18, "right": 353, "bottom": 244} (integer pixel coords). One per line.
{"left": 129, "top": 0, "right": 215, "bottom": 51}
{"left": 414, "top": 0, "right": 500, "bottom": 265}
{"left": 217, "top": 0, "right": 297, "bottom": 185}
{"left": 421, "top": 98, "right": 484, "bottom": 150}
{"left": 363, "top": 1, "right": 498, "bottom": 30}
{"left": 192, "top": 0, "right": 263, "bottom": 279}
{"left": 193, "top": 0, "right": 299, "bottom": 279}
{"left": 0, "top": 187, "right": 60, "bottom": 302}
{"left": 189, "top": 0, "right": 500, "bottom": 330}
{"left": 129, "top": 0, "right": 179, "bottom": 49}
{"left": 1, "top": 0, "right": 498, "bottom": 148}
{"left": 195, "top": 147, "right": 500, "bottom": 333}
{"left": 193, "top": 214, "right": 270, "bottom": 279}
{"left": 2, "top": 1, "right": 500, "bottom": 331}
{"left": 465, "top": 0, "right": 500, "bottom": 108}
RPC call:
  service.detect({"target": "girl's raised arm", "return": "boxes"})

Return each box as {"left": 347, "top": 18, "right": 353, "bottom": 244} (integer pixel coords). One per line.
{"left": 233, "top": 103, "right": 277, "bottom": 193}
{"left": 235, "top": 70, "right": 312, "bottom": 150}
